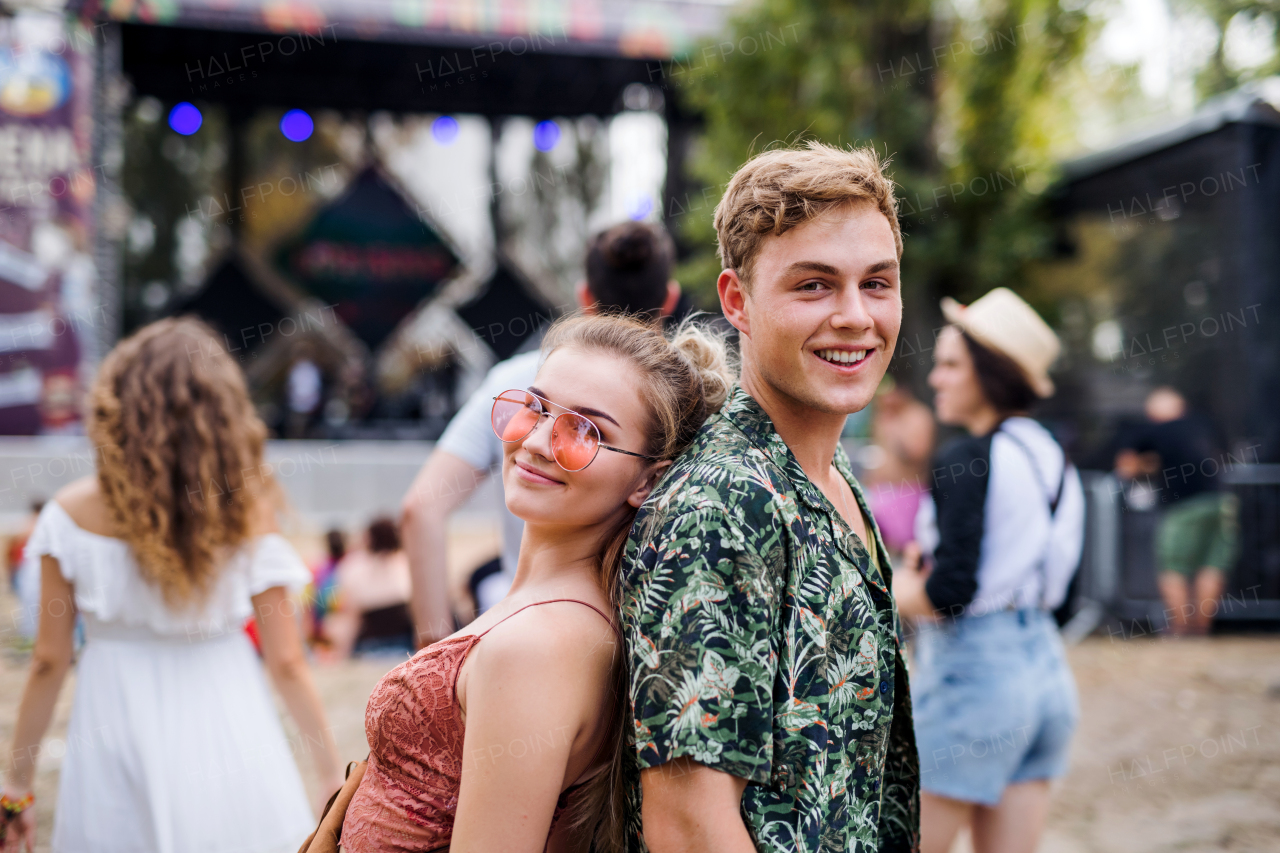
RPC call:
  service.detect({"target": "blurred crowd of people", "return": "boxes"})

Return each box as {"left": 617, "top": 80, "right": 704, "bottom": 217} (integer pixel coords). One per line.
{"left": 305, "top": 518, "right": 415, "bottom": 660}
{"left": 7, "top": 379, "right": 1231, "bottom": 662}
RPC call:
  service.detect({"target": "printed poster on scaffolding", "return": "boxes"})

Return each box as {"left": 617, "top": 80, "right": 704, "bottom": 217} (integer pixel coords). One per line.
{"left": 0, "top": 11, "right": 99, "bottom": 435}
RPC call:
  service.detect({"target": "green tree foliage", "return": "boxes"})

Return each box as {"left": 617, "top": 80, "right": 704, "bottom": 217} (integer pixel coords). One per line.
{"left": 930, "top": 1, "right": 1091, "bottom": 308}
{"left": 509, "top": 118, "right": 608, "bottom": 300}
{"left": 121, "top": 98, "right": 225, "bottom": 332}
{"left": 1177, "top": 0, "right": 1280, "bottom": 97}
{"left": 670, "top": 0, "right": 1093, "bottom": 325}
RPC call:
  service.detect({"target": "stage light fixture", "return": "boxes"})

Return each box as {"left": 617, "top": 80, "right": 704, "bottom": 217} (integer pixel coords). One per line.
{"left": 533, "top": 120, "right": 561, "bottom": 152}
{"left": 168, "top": 102, "right": 202, "bottom": 135}
{"left": 281, "top": 109, "right": 315, "bottom": 142}
{"left": 432, "top": 116, "right": 459, "bottom": 144}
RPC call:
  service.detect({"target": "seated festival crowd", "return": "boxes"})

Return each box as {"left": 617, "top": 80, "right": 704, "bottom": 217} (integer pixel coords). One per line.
{"left": 4, "top": 143, "right": 1092, "bottom": 853}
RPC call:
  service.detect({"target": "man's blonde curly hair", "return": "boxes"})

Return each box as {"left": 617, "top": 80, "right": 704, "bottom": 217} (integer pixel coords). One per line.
{"left": 88, "top": 317, "right": 272, "bottom": 606}
{"left": 713, "top": 141, "right": 902, "bottom": 288}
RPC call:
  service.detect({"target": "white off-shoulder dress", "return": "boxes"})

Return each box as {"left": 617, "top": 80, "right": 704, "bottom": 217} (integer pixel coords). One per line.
{"left": 23, "top": 501, "right": 315, "bottom": 853}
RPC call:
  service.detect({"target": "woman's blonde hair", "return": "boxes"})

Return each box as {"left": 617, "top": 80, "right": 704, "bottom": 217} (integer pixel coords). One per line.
{"left": 539, "top": 311, "right": 735, "bottom": 852}
{"left": 88, "top": 317, "right": 272, "bottom": 606}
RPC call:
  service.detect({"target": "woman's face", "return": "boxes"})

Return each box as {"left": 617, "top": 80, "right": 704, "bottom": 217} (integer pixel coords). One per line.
{"left": 928, "top": 326, "right": 989, "bottom": 428}
{"left": 500, "top": 346, "right": 665, "bottom": 531}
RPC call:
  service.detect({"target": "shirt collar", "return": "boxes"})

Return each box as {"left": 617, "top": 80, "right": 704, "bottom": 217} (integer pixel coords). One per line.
{"left": 721, "top": 385, "right": 893, "bottom": 587}
{"left": 719, "top": 385, "right": 833, "bottom": 512}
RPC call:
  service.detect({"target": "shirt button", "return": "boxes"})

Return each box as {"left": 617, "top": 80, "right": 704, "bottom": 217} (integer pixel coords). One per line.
{"left": 879, "top": 680, "right": 889, "bottom": 694}
{"left": 772, "top": 762, "right": 792, "bottom": 789}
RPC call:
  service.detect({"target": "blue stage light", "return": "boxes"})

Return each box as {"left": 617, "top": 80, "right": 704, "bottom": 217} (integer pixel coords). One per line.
{"left": 533, "top": 120, "right": 561, "bottom": 152}
{"left": 280, "top": 109, "right": 314, "bottom": 142}
{"left": 627, "top": 194, "right": 654, "bottom": 220}
{"left": 432, "top": 116, "right": 459, "bottom": 145}
{"left": 168, "top": 102, "right": 202, "bottom": 135}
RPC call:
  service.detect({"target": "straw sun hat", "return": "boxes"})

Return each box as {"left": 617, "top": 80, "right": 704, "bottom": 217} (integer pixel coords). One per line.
{"left": 940, "top": 287, "right": 1061, "bottom": 398}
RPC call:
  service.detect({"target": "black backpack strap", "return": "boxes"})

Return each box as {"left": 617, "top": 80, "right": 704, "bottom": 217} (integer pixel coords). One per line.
{"left": 999, "top": 426, "right": 1070, "bottom": 610}
{"left": 1001, "top": 428, "right": 1067, "bottom": 517}
{"left": 1048, "top": 450, "right": 1068, "bottom": 515}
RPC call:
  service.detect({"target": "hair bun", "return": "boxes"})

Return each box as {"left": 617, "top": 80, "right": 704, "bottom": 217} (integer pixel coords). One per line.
{"left": 669, "top": 318, "right": 734, "bottom": 414}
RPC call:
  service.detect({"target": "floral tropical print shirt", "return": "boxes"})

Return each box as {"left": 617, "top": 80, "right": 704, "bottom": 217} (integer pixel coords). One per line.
{"left": 620, "top": 386, "right": 920, "bottom": 853}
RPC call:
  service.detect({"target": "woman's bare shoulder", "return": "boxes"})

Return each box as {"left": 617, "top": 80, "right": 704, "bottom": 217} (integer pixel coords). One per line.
{"left": 477, "top": 600, "right": 619, "bottom": 678}
{"left": 53, "top": 476, "right": 115, "bottom": 536}
{"left": 457, "top": 598, "right": 619, "bottom": 738}
{"left": 247, "top": 485, "right": 284, "bottom": 537}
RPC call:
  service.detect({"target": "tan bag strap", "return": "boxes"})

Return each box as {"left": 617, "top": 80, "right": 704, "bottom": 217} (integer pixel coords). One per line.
{"left": 296, "top": 759, "right": 368, "bottom": 853}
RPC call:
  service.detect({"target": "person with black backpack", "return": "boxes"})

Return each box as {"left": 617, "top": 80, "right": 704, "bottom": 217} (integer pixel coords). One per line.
{"left": 893, "top": 288, "right": 1086, "bottom": 853}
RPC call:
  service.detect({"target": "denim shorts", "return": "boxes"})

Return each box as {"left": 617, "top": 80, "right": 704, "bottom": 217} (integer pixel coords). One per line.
{"left": 911, "top": 609, "right": 1079, "bottom": 806}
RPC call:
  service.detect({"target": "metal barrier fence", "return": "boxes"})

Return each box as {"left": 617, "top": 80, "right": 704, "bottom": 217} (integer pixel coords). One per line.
{"left": 1067, "top": 467, "right": 1280, "bottom": 639}
{"left": 1225, "top": 464, "right": 1280, "bottom": 618}
{"left": 5, "top": 440, "right": 1275, "bottom": 633}
{"left": 0, "top": 437, "right": 504, "bottom": 533}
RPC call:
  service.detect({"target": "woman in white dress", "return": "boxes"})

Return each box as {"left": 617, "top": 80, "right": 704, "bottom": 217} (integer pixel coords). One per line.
{"left": 1, "top": 318, "right": 344, "bottom": 853}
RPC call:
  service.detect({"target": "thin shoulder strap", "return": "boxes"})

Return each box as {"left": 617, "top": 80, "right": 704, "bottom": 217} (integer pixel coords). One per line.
{"left": 454, "top": 599, "right": 621, "bottom": 706}
{"left": 477, "top": 598, "right": 621, "bottom": 640}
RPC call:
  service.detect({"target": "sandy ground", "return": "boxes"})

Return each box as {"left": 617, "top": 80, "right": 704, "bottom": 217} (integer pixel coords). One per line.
{"left": 1036, "top": 635, "right": 1280, "bottom": 853}
{"left": 2, "top": 579, "right": 1278, "bottom": 851}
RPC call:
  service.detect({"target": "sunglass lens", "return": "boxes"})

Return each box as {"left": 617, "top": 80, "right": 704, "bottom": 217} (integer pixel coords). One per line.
{"left": 492, "top": 392, "right": 539, "bottom": 442}
{"left": 551, "top": 413, "right": 599, "bottom": 471}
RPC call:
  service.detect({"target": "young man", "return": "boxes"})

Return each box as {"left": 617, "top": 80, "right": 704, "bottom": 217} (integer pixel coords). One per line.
{"left": 621, "top": 143, "right": 919, "bottom": 852}
{"left": 400, "top": 221, "right": 685, "bottom": 644}
{"left": 1114, "top": 386, "right": 1238, "bottom": 634}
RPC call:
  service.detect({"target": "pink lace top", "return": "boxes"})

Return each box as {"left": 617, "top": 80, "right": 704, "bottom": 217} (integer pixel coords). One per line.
{"left": 340, "top": 599, "right": 616, "bottom": 852}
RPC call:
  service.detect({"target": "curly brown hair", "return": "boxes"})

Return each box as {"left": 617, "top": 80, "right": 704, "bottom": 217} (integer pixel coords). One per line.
{"left": 88, "top": 317, "right": 272, "bottom": 606}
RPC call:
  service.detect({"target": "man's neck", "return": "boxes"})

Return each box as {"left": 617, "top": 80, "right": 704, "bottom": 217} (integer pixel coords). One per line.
{"left": 740, "top": 368, "right": 848, "bottom": 483}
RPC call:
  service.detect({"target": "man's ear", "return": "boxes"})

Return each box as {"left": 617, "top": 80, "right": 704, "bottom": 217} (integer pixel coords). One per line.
{"left": 629, "top": 459, "right": 673, "bottom": 508}
{"left": 575, "top": 280, "right": 596, "bottom": 314}
{"left": 718, "top": 269, "right": 749, "bottom": 338}
{"left": 660, "top": 280, "right": 681, "bottom": 318}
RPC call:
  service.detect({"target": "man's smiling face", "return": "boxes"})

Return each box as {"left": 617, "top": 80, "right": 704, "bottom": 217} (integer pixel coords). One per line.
{"left": 727, "top": 201, "right": 902, "bottom": 417}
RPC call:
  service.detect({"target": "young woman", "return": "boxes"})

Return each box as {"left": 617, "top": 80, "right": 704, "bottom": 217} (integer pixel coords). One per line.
{"left": 339, "top": 313, "right": 732, "bottom": 853}
{"left": 1, "top": 318, "right": 343, "bottom": 853}
{"left": 893, "top": 289, "right": 1086, "bottom": 853}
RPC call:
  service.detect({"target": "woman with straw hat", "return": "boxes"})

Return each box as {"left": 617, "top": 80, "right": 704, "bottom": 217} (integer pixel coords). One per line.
{"left": 893, "top": 287, "right": 1086, "bottom": 853}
